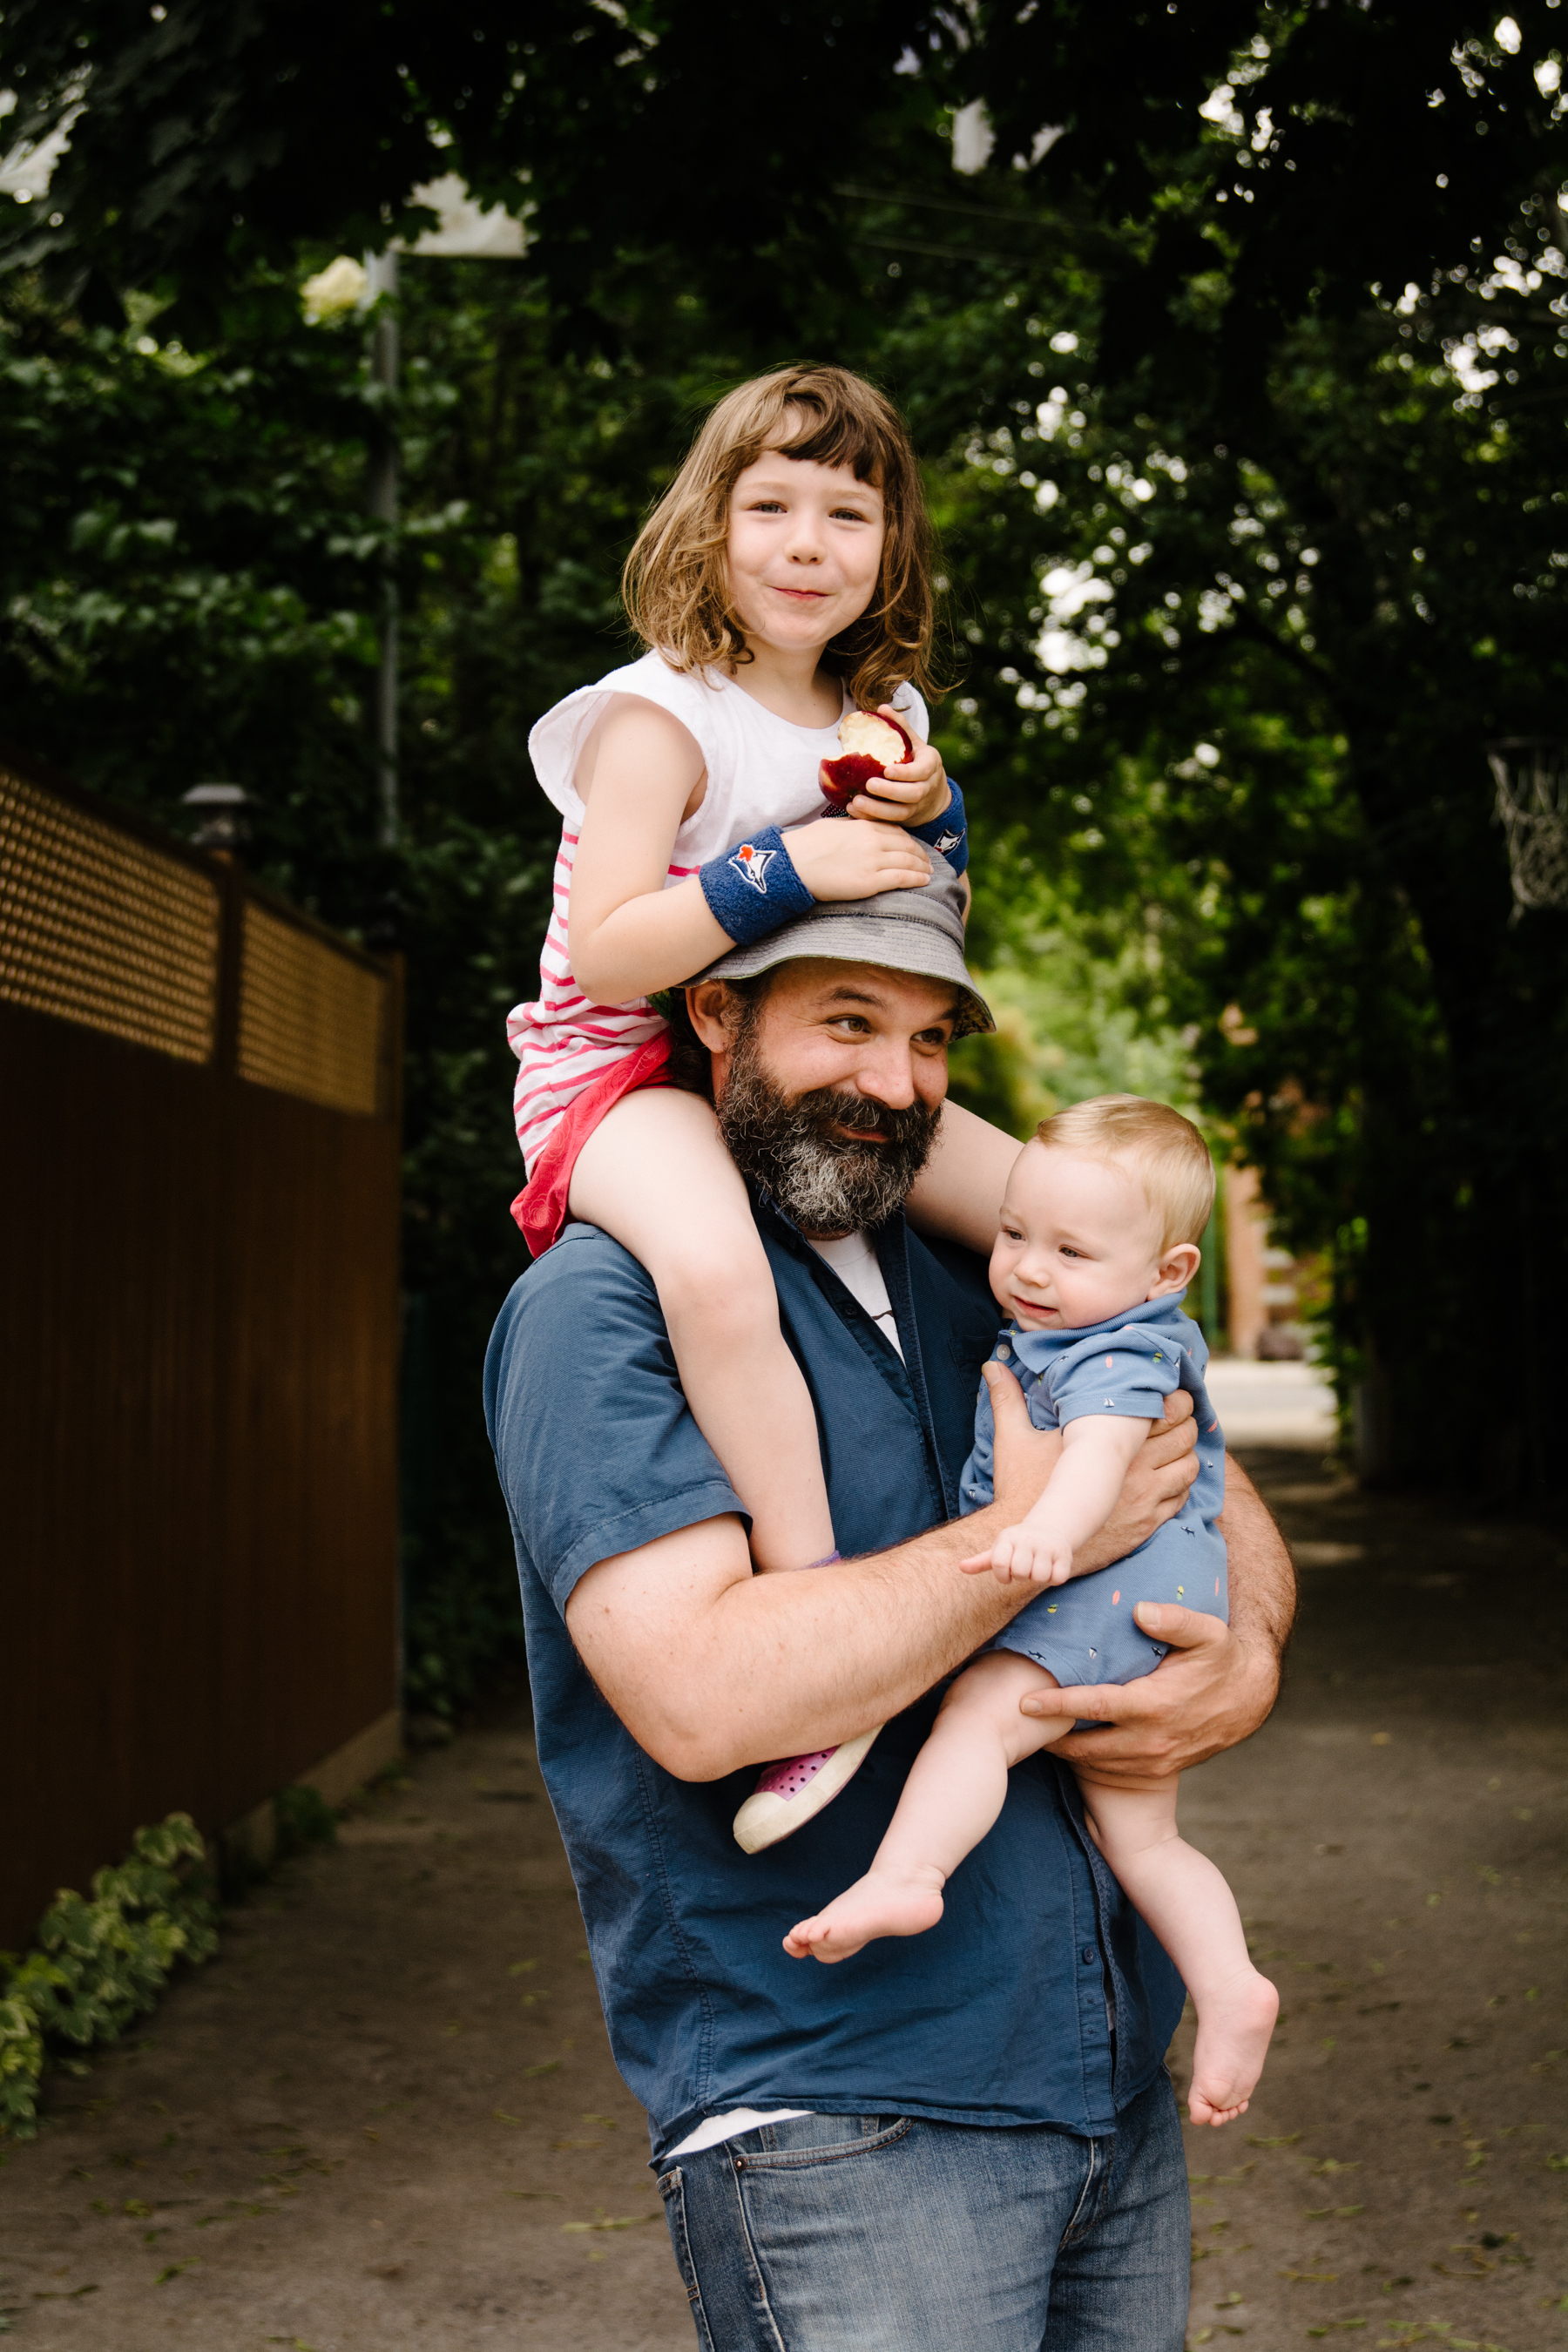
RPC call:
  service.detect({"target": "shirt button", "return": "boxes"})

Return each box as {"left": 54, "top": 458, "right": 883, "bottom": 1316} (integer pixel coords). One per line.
{"left": 1080, "top": 1947, "right": 1098, "bottom": 1966}
{"left": 997, "top": 1343, "right": 1012, "bottom": 1361}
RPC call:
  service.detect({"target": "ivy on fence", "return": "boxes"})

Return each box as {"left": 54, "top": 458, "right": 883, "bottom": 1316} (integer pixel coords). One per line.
{"left": 0, "top": 1814, "right": 219, "bottom": 2140}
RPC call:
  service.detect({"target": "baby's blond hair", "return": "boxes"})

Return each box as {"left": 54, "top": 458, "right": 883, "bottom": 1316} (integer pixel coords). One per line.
{"left": 1035, "top": 1094, "right": 1215, "bottom": 1252}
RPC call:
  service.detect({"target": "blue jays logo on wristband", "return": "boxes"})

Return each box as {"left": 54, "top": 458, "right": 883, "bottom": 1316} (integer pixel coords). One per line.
{"left": 700, "top": 823, "right": 814, "bottom": 944}
{"left": 935, "top": 828, "right": 962, "bottom": 854}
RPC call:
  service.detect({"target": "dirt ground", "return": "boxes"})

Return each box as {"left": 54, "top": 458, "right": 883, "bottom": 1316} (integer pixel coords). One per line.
{"left": 3, "top": 1436, "right": 1564, "bottom": 2352}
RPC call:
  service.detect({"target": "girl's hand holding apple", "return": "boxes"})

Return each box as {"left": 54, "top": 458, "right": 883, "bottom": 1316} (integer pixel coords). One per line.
{"left": 820, "top": 706, "right": 952, "bottom": 828}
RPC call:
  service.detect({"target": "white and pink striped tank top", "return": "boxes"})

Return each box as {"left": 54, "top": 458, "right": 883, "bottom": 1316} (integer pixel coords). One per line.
{"left": 508, "top": 650, "right": 929, "bottom": 1171}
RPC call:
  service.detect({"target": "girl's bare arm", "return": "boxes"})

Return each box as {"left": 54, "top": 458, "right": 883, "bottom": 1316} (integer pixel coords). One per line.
{"left": 569, "top": 696, "right": 934, "bottom": 1006}
{"left": 567, "top": 699, "right": 731, "bottom": 1005}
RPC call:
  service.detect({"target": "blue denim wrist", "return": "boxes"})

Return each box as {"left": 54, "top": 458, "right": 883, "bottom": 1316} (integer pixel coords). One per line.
{"left": 698, "top": 826, "right": 816, "bottom": 947}
{"left": 907, "top": 778, "right": 968, "bottom": 876}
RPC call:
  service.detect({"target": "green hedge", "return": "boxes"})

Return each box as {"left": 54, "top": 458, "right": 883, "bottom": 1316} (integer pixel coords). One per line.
{"left": 0, "top": 1815, "right": 219, "bottom": 2141}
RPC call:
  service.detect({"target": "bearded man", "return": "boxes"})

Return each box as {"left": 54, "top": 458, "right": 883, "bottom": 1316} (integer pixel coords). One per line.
{"left": 483, "top": 862, "right": 1294, "bottom": 2352}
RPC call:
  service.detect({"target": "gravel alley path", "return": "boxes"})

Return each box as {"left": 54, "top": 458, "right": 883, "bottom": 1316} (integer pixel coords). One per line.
{"left": 3, "top": 1436, "right": 1563, "bottom": 2351}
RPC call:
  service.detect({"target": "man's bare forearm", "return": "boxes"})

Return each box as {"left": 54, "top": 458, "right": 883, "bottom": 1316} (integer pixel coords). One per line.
{"left": 567, "top": 1376, "right": 1201, "bottom": 1781}
{"left": 1033, "top": 1457, "right": 1295, "bottom": 1777}
{"left": 1217, "top": 1461, "right": 1296, "bottom": 1659}
{"left": 567, "top": 1501, "right": 1048, "bottom": 1782}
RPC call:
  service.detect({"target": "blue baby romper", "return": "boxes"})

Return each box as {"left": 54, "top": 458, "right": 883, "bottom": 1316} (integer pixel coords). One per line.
{"left": 960, "top": 1293, "right": 1227, "bottom": 1687}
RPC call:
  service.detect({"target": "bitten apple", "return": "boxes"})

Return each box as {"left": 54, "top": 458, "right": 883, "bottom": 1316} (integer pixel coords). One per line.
{"left": 819, "top": 710, "right": 914, "bottom": 812}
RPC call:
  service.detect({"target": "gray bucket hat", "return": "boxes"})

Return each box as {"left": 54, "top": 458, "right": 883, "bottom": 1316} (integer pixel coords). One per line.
{"left": 698, "top": 850, "right": 995, "bottom": 1037}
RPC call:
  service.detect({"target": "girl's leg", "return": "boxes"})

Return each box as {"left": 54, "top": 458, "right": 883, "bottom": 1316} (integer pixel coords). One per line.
{"left": 785, "top": 1651, "right": 1067, "bottom": 1961}
{"left": 1074, "top": 1774, "right": 1279, "bottom": 2127}
{"left": 570, "top": 1087, "right": 835, "bottom": 1574}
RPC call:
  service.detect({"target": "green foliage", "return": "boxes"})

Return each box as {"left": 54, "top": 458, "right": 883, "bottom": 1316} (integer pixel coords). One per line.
{"left": 0, "top": 1, "right": 955, "bottom": 346}
{"left": 950, "top": 859, "right": 1200, "bottom": 1139}
{"left": 272, "top": 1785, "right": 338, "bottom": 1861}
{"left": 904, "top": 3, "right": 1568, "bottom": 1490}
{"left": 0, "top": 268, "right": 379, "bottom": 845}
{"left": 0, "top": 1815, "right": 218, "bottom": 2142}
{"left": 973, "top": 0, "right": 1553, "bottom": 407}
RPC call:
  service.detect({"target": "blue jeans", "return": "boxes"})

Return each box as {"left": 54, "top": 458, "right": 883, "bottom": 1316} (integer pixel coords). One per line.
{"left": 656, "top": 2072, "right": 1189, "bottom": 2351}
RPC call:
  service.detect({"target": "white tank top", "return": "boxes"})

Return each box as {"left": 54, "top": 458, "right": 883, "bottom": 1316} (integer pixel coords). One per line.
{"left": 506, "top": 648, "right": 929, "bottom": 1169}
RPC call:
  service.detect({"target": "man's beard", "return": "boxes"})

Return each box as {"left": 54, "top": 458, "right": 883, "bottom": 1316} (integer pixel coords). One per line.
{"left": 716, "top": 1009, "right": 941, "bottom": 1234}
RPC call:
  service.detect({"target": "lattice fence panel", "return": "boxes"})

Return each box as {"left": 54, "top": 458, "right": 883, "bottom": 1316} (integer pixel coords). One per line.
{"left": 0, "top": 766, "right": 220, "bottom": 1061}
{"left": 238, "top": 902, "right": 388, "bottom": 1117}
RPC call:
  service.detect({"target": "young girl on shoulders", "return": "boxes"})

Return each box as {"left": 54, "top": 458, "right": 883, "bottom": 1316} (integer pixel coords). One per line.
{"left": 508, "top": 365, "right": 1013, "bottom": 1584}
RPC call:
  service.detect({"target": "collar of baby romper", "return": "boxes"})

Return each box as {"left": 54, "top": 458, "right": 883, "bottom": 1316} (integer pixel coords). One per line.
{"left": 1006, "top": 1287, "right": 1191, "bottom": 1376}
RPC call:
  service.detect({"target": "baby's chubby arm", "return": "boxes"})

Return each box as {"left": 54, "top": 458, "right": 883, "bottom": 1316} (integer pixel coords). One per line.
{"left": 961, "top": 1412, "right": 1152, "bottom": 1586}
{"left": 570, "top": 696, "right": 933, "bottom": 1004}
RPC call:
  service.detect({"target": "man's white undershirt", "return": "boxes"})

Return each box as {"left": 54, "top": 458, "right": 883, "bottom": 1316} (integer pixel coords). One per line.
{"left": 666, "top": 1232, "right": 901, "bottom": 2162}
{"left": 806, "top": 1227, "right": 904, "bottom": 1359}
{"left": 666, "top": 2104, "right": 816, "bottom": 2157}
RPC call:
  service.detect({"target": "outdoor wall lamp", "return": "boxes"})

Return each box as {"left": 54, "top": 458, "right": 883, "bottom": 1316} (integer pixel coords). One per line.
{"left": 181, "top": 782, "right": 254, "bottom": 854}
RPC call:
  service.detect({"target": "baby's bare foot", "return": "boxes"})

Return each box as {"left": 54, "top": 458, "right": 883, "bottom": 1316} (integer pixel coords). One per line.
{"left": 783, "top": 1864, "right": 947, "bottom": 1963}
{"left": 1186, "top": 1969, "right": 1280, "bottom": 2126}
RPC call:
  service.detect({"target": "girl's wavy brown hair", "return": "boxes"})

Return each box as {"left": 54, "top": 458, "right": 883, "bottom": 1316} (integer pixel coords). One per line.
{"left": 622, "top": 365, "right": 943, "bottom": 712}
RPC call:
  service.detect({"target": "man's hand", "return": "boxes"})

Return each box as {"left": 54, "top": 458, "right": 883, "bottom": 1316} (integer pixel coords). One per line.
{"left": 1018, "top": 1462, "right": 1295, "bottom": 1782}
{"left": 1020, "top": 1605, "right": 1280, "bottom": 1781}
{"left": 984, "top": 1369, "right": 1197, "bottom": 1560}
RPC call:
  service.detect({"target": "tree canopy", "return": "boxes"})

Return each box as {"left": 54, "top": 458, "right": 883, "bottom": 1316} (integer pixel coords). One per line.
{"left": 3, "top": 0, "right": 1565, "bottom": 1702}
{"left": 0, "top": 0, "right": 942, "bottom": 341}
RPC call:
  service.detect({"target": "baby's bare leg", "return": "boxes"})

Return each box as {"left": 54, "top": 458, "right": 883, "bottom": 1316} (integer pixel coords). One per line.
{"left": 1075, "top": 1773, "right": 1279, "bottom": 2126}
{"left": 785, "top": 1651, "right": 1067, "bottom": 1962}
{"left": 570, "top": 1089, "right": 834, "bottom": 1573}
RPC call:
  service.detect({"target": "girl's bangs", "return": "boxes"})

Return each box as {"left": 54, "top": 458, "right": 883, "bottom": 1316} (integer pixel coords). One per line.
{"left": 625, "top": 364, "right": 938, "bottom": 708}
{"left": 769, "top": 401, "right": 891, "bottom": 487}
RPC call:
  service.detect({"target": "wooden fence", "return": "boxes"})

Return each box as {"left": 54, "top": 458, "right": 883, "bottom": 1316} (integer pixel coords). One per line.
{"left": 1, "top": 742, "right": 402, "bottom": 1948}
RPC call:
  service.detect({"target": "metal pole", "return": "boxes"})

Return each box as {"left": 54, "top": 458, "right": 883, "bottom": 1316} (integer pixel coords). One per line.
{"left": 365, "top": 248, "right": 399, "bottom": 848}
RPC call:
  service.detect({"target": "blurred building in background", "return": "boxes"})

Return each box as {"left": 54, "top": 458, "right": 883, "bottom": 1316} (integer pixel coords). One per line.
{"left": 1225, "top": 1165, "right": 1317, "bottom": 1360}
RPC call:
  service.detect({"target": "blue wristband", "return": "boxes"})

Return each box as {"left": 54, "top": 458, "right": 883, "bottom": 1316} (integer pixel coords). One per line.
{"left": 908, "top": 777, "right": 968, "bottom": 876}
{"left": 699, "top": 825, "right": 816, "bottom": 948}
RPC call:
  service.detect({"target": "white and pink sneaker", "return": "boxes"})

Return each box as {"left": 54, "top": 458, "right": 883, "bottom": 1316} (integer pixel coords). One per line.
{"left": 732, "top": 1727, "right": 883, "bottom": 1854}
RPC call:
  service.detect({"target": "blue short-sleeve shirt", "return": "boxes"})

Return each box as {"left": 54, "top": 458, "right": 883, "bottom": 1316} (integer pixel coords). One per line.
{"left": 483, "top": 1197, "right": 1185, "bottom": 2158}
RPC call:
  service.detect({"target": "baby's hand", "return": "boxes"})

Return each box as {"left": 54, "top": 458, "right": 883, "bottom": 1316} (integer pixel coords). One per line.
{"left": 961, "top": 1524, "right": 1074, "bottom": 1587}
{"left": 828, "top": 709, "right": 950, "bottom": 828}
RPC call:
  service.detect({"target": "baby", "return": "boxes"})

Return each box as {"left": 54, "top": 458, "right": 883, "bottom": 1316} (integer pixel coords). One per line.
{"left": 785, "top": 1093, "right": 1280, "bottom": 2127}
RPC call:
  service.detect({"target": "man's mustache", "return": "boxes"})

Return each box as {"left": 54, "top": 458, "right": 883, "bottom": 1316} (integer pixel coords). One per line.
{"left": 714, "top": 1010, "right": 941, "bottom": 1233}
{"left": 794, "top": 1086, "right": 930, "bottom": 1148}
